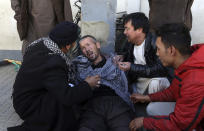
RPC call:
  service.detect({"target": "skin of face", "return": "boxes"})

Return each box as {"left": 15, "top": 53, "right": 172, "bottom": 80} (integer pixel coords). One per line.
{"left": 156, "top": 37, "right": 173, "bottom": 67}
{"left": 124, "top": 20, "right": 141, "bottom": 45}
{"left": 61, "top": 42, "right": 76, "bottom": 54}
{"left": 79, "top": 37, "right": 101, "bottom": 62}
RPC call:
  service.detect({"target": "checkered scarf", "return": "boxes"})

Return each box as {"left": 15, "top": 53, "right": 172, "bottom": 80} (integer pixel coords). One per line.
{"left": 26, "top": 37, "right": 76, "bottom": 83}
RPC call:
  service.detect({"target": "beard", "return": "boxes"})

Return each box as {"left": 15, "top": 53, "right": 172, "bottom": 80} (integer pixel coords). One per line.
{"left": 86, "top": 51, "right": 98, "bottom": 62}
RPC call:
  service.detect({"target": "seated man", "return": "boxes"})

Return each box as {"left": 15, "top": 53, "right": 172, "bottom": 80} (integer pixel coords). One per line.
{"left": 73, "top": 35, "right": 134, "bottom": 131}
{"left": 118, "top": 12, "right": 170, "bottom": 95}
{"left": 8, "top": 22, "right": 100, "bottom": 131}
{"left": 117, "top": 12, "right": 171, "bottom": 118}
{"left": 130, "top": 23, "right": 204, "bottom": 131}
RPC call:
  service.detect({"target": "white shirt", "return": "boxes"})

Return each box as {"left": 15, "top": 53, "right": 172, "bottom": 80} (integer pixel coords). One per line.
{"left": 133, "top": 40, "right": 146, "bottom": 65}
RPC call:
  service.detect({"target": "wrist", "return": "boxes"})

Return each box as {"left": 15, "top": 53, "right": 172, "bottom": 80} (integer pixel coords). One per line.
{"left": 145, "top": 95, "right": 151, "bottom": 102}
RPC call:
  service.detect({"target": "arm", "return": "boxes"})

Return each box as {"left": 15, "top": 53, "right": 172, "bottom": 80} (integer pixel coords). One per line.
{"left": 148, "top": 84, "right": 175, "bottom": 102}
{"left": 43, "top": 56, "right": 93, "bottom": 107}
{"left": 130, "top": 85, "right": 175, "bottom": 103}
{"left": 144, "top": 84, "right": 204, "bottom": 130}
{"left": 129, "top": 57, "right": 167, "bottom": 78}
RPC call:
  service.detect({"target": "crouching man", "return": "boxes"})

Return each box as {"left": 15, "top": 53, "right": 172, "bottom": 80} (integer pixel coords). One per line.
{"left": 130, "top": 23, "right": 204, "bottom": 131}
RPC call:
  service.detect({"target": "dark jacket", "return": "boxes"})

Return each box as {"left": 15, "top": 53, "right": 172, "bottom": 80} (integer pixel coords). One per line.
{"left": 144, "top": 44, "right": 204, "bottom": 131}
{"left": 8, "top": 41, "right": 92, "bottom": 131}
{"left": 148, "top": 0, "right": 194, "bottom": 31}
{"left": 11, "top": 0, "right": 73, "bottom": 40}
{"left": 123, "top": 33, "right": 169, "bottom": 84}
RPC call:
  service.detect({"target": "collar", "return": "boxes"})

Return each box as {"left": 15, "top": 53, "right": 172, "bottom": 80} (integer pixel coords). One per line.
{"left": 91, "top": 55, "right": 106, "bottom": 69}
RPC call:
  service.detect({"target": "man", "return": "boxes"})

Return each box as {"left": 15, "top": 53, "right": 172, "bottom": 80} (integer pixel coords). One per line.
{"left": 118, "top": 12, "right": 170, "bottom": 96}
{"left": 130, "top": 23, "right": 204, "bottom": 131}
{"left": 74, "top": 35, "right": 134, "bottom": 131}
{"left": 11, "top": 0, "right": 73, "bottom": 55}
{"left": 8, "top": 22, "right": 100, "bottom": 131}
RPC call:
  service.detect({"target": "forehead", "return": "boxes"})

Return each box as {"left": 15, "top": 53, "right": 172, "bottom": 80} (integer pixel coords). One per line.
{"left": 80, "top": 37, "right": 95, "bottom": 46}
{"left": 124, "top": 20, "right": 133, "bottom": 27}
{"left": 156, "top": 37, "right": 164, "bottom": 47}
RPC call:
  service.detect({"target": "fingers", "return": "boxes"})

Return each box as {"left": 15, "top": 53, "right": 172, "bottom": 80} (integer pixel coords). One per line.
{"left": 118, "top": 62, "right": 126, "bottom": 70}
{"left": 129, "top": 119, "right": 137, "bottom": 131}
{"left": 118, "top": 62, "right": 130, "bottom": 71}
{"left": 93, "top": 75, "right": 101, "bottom": 88}
{"left": 130, "top": 94, "right": 140, "bottom": 103}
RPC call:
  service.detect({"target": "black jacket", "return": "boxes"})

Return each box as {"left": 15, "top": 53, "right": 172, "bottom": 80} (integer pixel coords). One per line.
{"left": 8, "top": 42, "right": 93, "bottom": 131}
{"left": 123, "top": 33, "right": 169, "bottom": 84}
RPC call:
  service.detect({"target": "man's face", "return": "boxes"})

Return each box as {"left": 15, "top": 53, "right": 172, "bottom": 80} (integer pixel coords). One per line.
{"left": 80, "top": 37, "right": 100, "bottom": 62}
{"left": 62, "top": 42, "right": 76, "bottom": 54}
{"left": 156, "top": 37, "right": 173, "bottom": 67}
{"left": 124, "top": 20, "right": 140, "bottom": 44}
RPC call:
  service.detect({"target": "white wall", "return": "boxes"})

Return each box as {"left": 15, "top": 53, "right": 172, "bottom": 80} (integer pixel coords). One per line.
{"left": 0, "top": 0, "right": 204, "bottom": 50}
{"left": 191, "top": 0, "right": 204, "bottom": 44}
{"left": 0, "top": 0, "right": 21, "bottom": 50}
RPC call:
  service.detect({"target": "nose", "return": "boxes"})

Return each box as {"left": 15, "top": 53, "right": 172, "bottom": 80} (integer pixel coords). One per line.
{"left": 124, "top": 29, "right": 127, "bottom": 35}
{"left": 156, "top": 49, "right": 159, "bottom": 56}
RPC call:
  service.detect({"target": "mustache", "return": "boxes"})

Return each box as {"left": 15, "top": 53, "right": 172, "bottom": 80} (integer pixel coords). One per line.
{"left": 86, "top": 51, "right": 93, "bottom": 56}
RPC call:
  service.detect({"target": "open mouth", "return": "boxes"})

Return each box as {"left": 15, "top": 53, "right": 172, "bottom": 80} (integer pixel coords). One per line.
{"left": 87, "top": 51, "right": 94, "bottom": 58}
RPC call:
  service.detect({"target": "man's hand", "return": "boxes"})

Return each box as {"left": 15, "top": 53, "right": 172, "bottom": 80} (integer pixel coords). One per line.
{"left": 118, "top": 62, "right": 131, "bottom": 71}
{"left": 130, "top": 93, "right": 151, "bottom": 103}
{"left": 113, "top": 55, "right": 124, "bottom": 65}
{"left": 129, "top": 117, "right": 144, "bottom": 131}
{"left": 85, "top": 75, "right": 101, "bottom": 89}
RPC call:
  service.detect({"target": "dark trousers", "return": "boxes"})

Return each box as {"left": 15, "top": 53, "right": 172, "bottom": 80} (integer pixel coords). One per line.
{"left": 78, "top": 96, "right": 134, "bottom": 131}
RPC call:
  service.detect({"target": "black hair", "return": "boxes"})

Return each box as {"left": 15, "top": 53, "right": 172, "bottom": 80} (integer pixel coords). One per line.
{"left": 156, "top": 23, "right": 191, "bottom": 56}
{"left": 124, "top": 12, "right": 150, "bottom": 35}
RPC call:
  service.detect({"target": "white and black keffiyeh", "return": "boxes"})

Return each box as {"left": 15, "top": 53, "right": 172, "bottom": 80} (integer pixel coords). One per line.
{"left": 26, "top": 37, "right": 76, "bottom": 82}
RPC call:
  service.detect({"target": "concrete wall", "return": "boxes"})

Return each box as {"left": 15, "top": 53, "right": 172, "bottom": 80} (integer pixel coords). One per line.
{"left": 0, "top": 0, "right": 204, "bottom": 50}
{"left": 0, "top": 0, "right": 21, "bottom": 50}
{"left": 191, "top": 0, "right": 204, "bottom": 44}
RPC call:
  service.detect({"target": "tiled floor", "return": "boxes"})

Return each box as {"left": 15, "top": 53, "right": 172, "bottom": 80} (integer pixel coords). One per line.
{"left": 0, "top": 50, "right": 23, "bottom": 131}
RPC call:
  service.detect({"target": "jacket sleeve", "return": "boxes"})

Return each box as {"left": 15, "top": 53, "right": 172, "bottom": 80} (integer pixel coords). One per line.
{"left": 11, "top": 0, "right": 21, "bottom": 21}
{"left": 129, "top": 57, "right": 167, "bottom": 78}
{"left": 144, "top": 83, "right": 204, "bottom": 130}
{"left": 148, "top": 84, "right": 175, "bottom": 102}
{"left": 43, "top": 56, "right": 93, "bottom": 107}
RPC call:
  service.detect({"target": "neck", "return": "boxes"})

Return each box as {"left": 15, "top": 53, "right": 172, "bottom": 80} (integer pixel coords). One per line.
{"left": 93, "top": 54, "right": 103, "bottom": 65}
{"left": 174, "top": 54, "right": 190, "bottom": 69}
{"left": 135, "top": 33, "right": 146, "bottom": 46}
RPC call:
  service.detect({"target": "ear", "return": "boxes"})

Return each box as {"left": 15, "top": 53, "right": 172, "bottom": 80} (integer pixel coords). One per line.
{"left": 169, "top": 45, "right": 176, "bottom": 56}
{"left": 96, "top": 42, "right": 101, "bottom": 49}
{"left": 136, "top": 28, "right": 143, "bottom": 33}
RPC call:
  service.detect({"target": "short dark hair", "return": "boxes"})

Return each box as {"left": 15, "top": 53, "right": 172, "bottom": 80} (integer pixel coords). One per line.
{"left": 124, "top": 12, "right": 150, "bottom": 35}
{"left": 79, "top": 35, "right": 97, "bottom": 44}
{"left": 156, "top": 23, "right": 191, "bottom": 55}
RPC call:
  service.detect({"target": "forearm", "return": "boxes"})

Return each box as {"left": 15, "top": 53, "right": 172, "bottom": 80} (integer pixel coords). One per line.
{"left": 143, "top": 117, "right": 181, "bottom": 131}
{"left": 130, "top": 62, "right": 167, "bottom": 78}
{"left": 149, "top": 87, "right": 175, "bottom": 102}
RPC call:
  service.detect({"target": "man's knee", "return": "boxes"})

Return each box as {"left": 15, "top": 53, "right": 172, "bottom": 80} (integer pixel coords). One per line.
{"left": 146, "top": 102, "right": 157, "bottom": 116}
{"left": 146, "top": 102, "right": 175, "bottom": 116}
